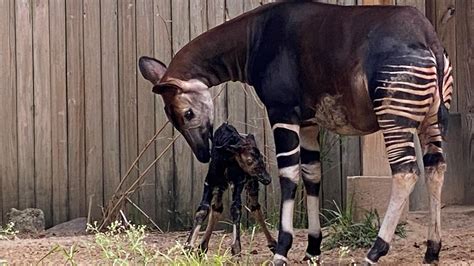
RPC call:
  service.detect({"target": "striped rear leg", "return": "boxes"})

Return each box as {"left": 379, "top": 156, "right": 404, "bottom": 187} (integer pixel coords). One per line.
{"left": 271, "top": 121, "right": 301, "bottom": 265}
{"left": 420, "top": 120, "right": 446, "bottom": 264}
{"left": 366, "top": 53, "right": 438, "bottom": 263}
{"left": 299, "top": 125, "right": 322, "bottom": 262}
{"left": 419, "top": 51, "right": 452, "bottom": 263}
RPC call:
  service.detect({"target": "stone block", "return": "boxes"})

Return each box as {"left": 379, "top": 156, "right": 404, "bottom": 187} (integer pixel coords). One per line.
{"left": 7, "top": 208, "right": 45, "bottom": 234}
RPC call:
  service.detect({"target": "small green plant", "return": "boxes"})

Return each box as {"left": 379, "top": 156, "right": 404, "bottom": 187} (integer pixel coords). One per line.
{"left": 157, "top": 237, "right": 234, "bottom": 265}
{"left": 0, "top": 222, "right": 18, "bottom": 240}
{"left": 322, "top": 201, "right": 406, "bottom": 250}
{"left": 87, "top": 221, "right": 158, "bottom": 264}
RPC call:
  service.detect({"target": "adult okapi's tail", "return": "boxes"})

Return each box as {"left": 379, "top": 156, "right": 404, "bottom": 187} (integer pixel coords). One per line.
{"left": 436, "top": 50, "right": 453, "bottom": 138}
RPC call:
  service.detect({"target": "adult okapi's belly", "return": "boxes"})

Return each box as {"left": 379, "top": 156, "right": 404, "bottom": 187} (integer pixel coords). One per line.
{"left": 303, "top": 93, "right": 379, "bottom": 135}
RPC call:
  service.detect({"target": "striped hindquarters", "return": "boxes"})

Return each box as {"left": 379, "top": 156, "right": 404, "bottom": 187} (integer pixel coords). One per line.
{"left": 373, "top": 53, "right": 438, "bottom": 168}
{"left": 441, "top": 52, "right": 453, "bottom": 110}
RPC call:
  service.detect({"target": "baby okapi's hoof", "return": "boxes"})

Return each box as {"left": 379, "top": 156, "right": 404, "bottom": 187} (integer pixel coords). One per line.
{"left": 231, "top": 244, "right": 241, "bottom": 256}
{"left": 302, "top": 253, "right": 321, "bottom": 265}
{"left": 268, "top": 240, "right": 277, "bottom": 254}
{"left": 423, "top": 240, "right": 441, "bottom": 264}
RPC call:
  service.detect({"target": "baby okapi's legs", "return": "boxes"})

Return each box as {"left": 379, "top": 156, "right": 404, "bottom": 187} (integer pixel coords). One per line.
{"left": 299, "top": 125, "right": 322, "bottom": 262}
{"left": 270, "top": 116, "right": 301, "bottom": 265}
{"left": 185, "top": 182, "right": 213, "bottom": 249}
{"left": 246, "top": 179, "right": 277, "bottom": 253}
{"left": 230, "top": 181, "right": 245, "bottom": 256}
{"left": 199, "top": 187, "right": 225, "bottom": 253}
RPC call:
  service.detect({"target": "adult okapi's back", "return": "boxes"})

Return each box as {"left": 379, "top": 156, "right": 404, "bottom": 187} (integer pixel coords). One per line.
{"left": 138, "top": 2, "right": 453, "bottom": 264}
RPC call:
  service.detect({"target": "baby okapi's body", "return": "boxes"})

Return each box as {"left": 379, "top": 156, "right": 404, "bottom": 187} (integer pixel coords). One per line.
{"left": 139, "top": 2, "right": 453, "bottom": 265}
{"left": 185, "top": 123, "right": 276, "bottom": 256}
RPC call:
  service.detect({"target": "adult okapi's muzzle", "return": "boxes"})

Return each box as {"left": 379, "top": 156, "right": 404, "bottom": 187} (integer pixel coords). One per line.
{"left": 180, "top": 121, "right": 213, "bottom": 163}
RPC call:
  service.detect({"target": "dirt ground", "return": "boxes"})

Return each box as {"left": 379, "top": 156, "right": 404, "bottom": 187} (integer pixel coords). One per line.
{"left": 1, "top": 205, "right": 474, "bottom": 265}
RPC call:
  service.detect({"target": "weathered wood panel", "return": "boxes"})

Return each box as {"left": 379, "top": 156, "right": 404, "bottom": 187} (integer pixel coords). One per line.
{"left": 153, "top": 0, "right": 175, "bottom": 229}
{"left": 33, "top": 0, "right": 52, "bottom": 226}
{"left": 321, "top": 131, "right": 342, "bottom": 209}
{"left": 50, "top": 0, "right": 69, "bottom": 225}
{"left": 66, "top": 0, "right": 86, "bottom": 219}
{"left": 118, "top": 0, "right": 139, "bottom": 221}
{"left": 172, "top": 0, "right": 193, "bottom": 229}
{"left": 101, "top": 0, "right": 121, "bottom": 216}
{"left": 190, "top": 0, "right": 209, "bottom": 218}
{"left": 136, "top": 0, "right": 157, "bottom": 223}
{"left": 15, "top": 0, "right": 35, "bottom": 210}
{"left": 84, "top": 0, "right": 104, "bottom": 221}
{"left": 0, "top": 0, "right": 18, "bottom": 224}
{"left": 456, "top": 0, "right": 474, "bottom": 204}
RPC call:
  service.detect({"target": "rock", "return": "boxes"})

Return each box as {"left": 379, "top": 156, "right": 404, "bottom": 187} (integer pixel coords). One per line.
{"left": 46, "top": 217, "right": 87, "bottom": 236}
{"left": 6, "top": 208, "right": 45, "bottom": 234}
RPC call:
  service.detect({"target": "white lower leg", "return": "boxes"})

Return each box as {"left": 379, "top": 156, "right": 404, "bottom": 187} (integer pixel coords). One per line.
{"left": 426, "top": 165, "right": 445, "bottom": 242}
{"left": 378, "top": 172, "right": 417, "bottom": 242}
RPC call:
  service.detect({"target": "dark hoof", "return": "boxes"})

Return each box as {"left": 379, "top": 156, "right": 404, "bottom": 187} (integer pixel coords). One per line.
{"left": 231, "top": 245, "right": 241, "bottom": 256}
{"left": 423, "top": 240, "right": 441, "bottom": 264}
{"left": 198, "top": 242, "right": 209, "bottom": 254}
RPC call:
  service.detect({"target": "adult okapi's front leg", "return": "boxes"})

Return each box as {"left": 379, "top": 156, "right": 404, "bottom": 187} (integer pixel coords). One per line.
{"left": 299, "top": 125, "right": 322, "bottom": 262}
{"left": 185, "top": 182, "right": 213, "bottom": 249}
{"left": 246, "top": 180, "right": 277, "bottom": 253}
{"left": 270, "top": 114, "right": 301, "bottom": 265}
{"left": 230, "top": 181, "right": 245, "bottom": 256}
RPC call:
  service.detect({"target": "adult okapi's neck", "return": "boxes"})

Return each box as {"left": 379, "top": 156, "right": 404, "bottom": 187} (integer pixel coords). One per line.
{"left": 163, "top": 8, "right": 266, "bottom": 87}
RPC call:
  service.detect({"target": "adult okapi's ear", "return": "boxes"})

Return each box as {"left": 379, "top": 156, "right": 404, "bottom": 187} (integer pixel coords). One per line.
{"left": 138, "top": 56, "right": 167, "bottom": 85}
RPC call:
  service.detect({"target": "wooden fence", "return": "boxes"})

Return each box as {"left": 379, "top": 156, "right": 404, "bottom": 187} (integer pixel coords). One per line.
{"left": 0, "top": 0, "right": 472, "bottom": 230}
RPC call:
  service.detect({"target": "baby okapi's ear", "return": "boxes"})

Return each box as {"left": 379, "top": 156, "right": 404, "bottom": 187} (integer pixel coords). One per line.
{"left": 246, "top": 134, "right": 257, "bottom": 146}
{"left": 138, "top": 56, "right": 167, "bottom": 85}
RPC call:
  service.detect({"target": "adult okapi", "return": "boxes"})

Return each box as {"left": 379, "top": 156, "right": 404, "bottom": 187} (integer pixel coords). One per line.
{"left": 138, "top": 2, "right": 453, "bottom": 264}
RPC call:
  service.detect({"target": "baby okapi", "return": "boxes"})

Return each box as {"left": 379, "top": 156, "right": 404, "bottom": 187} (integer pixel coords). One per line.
{"left": 185, "top": 123, "right": 277, "bottom": 256}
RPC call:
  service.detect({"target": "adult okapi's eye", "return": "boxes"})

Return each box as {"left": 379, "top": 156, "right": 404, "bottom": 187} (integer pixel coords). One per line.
{"left": 184, "top": 109, "right": 194, "bottom": 121}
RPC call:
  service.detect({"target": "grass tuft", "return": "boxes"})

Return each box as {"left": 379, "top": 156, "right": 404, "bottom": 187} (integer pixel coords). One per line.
{"left": 0, "top": 222, "right": 18, "bottom": 240}
{"left": 321, "top": 200, "right": 407, "bottom": 250}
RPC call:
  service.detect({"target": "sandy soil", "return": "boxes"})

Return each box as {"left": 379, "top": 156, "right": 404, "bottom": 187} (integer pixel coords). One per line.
{"left": 1, "top": 206, "right": 474, "bottom": 265}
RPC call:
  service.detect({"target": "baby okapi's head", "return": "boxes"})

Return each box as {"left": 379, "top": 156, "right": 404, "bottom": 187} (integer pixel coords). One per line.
{"left": 213, "top": 123, "right": 272, "bottom": 185}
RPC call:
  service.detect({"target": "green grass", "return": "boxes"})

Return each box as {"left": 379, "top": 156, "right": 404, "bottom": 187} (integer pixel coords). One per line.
{"left": 0, "top": 222, "right": 18, "bottom": 240}
{"left": 321, "top": 200, "right": 406, "bottom": 250}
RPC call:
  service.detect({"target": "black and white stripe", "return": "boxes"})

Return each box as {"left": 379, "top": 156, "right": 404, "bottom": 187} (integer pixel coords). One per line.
{"left": 271, "top": 123, "right": 301, "bottom": 261}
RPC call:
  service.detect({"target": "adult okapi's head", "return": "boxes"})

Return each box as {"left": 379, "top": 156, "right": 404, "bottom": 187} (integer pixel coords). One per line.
{"left": 139, "top": 56, "right": 213, "bottom": 163}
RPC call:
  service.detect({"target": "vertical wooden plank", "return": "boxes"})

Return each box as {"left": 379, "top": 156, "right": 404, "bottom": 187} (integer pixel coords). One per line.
{"left": 153, "top": 0, "right": 175, "bottom": 229}
{"left": 340, "top": 136, "right": 360, "bottom": 208}
{"left": 50, "top": 0, "right": 69, "bottom": 224}
{"left": 208, "top": 0, "right": 227, "bottom": 127}
{"left": 361, "top": 133, "right": 391, "bottom": 176}
{"left": 84, "top": 0, "right": 103, "bottom": 221}
{"left": 172, "top": 0, "right": 193, "bottom": 229}
{"left": 190, "top": 0, "right": 209, "bottom": 214}
{"left": 0, "top": 0, "right": 18, "bottom": 224}
{"left": 15, "top": 0, "right": 35, "bottom": 210}
{"left": 118, "top": 0, "right": 139, "bottom": 221}
{"left": 67, "top": 0, "right": 86, "bottom": 219}
{"left": 33, "top": 0, "right": 52, "bottom": 226}
{"left": 362, "top": 0, "right": 395, "bottom": 4}
{"left": 321, "top": 131, "right": 342, "bottom": 209}
{"left": 433, "top": 0, "right": 457, "bottom": 112}
{"left": 101, "top": 0, "right": 121, "bottom": 213}
{"left": 396, "top": 0, "right": 425, "bottom": 14}
{"left": 136, "top": 0, "right": 157, "bottom": 223}
{"left": 456, "top": 0, "right": 474, "bottom": 203}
